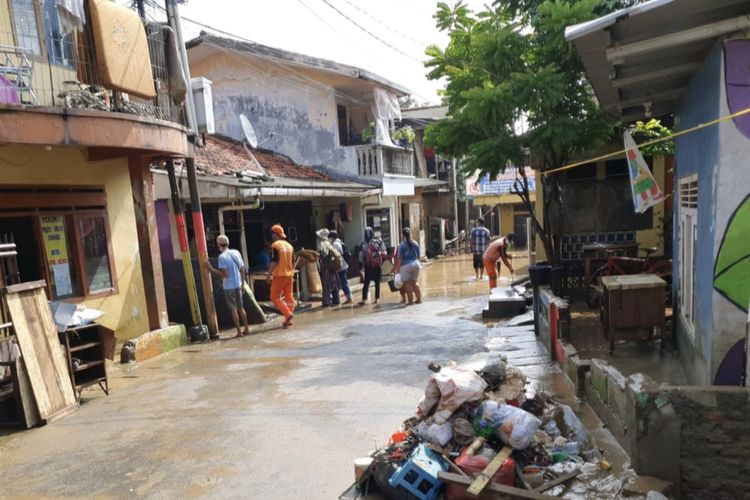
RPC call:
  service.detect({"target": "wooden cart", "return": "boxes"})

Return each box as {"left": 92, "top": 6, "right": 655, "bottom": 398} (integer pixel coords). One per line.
{"left": 601, "top": 274, "right": 668, "bottom": 353}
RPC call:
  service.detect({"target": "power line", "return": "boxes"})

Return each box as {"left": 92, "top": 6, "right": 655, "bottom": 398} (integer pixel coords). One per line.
{"left": 316, "top": 0, "right": 422, "bottom": 63}
{"left": 293, "top": 0, "right": 388, "bottom": 66}
{"left": 337, "top": 0, "right": 430, "bottom": 47}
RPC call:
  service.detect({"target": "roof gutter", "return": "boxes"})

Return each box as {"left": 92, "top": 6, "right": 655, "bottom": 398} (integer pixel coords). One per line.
{"left": 240, "top": 186, "right": 381, "bottom": 199}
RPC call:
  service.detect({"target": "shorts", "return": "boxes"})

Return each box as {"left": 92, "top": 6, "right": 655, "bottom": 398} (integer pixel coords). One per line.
{"left": 472, "top": 254, "right": 483, "bottom": 269}
{"left": 400, "top": 260, "right": 421, "bottom": 282}
{"left": 223, "top": 287, "right": 243, "bottom": 311}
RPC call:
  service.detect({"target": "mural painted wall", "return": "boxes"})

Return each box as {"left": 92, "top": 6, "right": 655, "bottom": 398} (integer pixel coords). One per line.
{"left": 188, "top": 51, "right": 358, "bottom": 175}
{"left": 710, "top": 39, "right": 750, "bottom": 385}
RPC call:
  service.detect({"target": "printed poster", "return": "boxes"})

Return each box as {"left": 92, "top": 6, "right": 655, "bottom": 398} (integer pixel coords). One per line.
{"left": 40, "top": 215, "right": 73, "bottom": 295}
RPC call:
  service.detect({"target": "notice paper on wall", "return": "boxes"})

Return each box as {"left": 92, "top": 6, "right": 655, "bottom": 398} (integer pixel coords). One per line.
{"left": 52, "top": 263, "right": 72, "bottom": 297}
{"left": 41, "top": 215, "right": 73, "bottom": 296}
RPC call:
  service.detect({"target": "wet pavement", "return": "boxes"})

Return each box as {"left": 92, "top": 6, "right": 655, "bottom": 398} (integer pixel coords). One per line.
{"left": 567, "top": 291, "right": 687, "bottom": 385}
{"left": 0, "top": 256, "right": 630, "bottom": 499}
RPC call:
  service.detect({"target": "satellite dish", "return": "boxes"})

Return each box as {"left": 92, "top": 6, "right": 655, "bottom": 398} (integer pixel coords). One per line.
{"left": 240, "top": 114, "right": 258, "bottom": 148}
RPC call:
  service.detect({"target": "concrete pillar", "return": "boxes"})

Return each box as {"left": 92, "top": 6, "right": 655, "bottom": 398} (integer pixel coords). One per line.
{"left": 128, "top": 156, "right": 169, "bottom": 330}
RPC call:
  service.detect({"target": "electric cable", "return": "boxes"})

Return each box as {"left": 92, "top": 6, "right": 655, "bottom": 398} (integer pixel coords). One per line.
{"left": 316, "top": 0, "right": 422, "bottom": 62}
{"left": 336, "top": 0, "right": 430, "bottom": 47}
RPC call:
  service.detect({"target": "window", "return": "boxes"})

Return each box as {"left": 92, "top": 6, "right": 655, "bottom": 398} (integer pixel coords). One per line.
{"left": 39, "top": 213, "right": 115, "bottom": 299}
{"left": 0, "top": 186, "right": 116, "bottom": 301}
{"left": 679, "top": 174, "right": 698, "bottom": 337}
{"left": 41, "top": 0, "right": 74, "bottom": 66}
{"left": 10, "top": 0, "right": 42, "bottom": 56}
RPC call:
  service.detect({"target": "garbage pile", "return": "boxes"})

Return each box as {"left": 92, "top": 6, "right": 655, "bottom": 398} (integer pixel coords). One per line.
{"left": 348, "top": 353, "right": 623, "bottom": 500}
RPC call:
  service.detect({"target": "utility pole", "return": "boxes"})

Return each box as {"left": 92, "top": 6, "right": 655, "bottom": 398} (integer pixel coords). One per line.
{"left": 166, "top": 160, "right": 202, "bottom": 327}
{"left": 165, "top": 0, "right": 218, "bottom": 337}
{"left": 135, "top": 0, "right": 146, "bottom": 19}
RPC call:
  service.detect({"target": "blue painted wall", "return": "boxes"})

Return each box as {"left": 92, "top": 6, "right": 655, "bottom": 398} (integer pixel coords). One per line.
{"left": 673, "top": 42, "right": 722, "bottom": 384}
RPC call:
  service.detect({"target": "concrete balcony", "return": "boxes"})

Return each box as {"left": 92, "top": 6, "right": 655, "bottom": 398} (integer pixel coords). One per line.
{"left": 356, "top": 144, "right": 414, "bottom": 177}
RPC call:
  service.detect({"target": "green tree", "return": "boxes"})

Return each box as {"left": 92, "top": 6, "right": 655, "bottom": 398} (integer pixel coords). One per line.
{"left": 424, "top": 0, "right": 631, "bottom": 265}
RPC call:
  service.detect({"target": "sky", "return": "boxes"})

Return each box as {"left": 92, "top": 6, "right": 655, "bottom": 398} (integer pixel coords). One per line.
{"left": 161, "top": 0, "right": 490, "bottom": 105}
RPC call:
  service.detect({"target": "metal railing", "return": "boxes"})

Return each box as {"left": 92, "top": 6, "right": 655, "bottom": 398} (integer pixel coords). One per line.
{"left": 0, "top": 17, "right": 184, "bottom": 125}
{"left": 356, "top": 144, "right": 414, "bottom": 177}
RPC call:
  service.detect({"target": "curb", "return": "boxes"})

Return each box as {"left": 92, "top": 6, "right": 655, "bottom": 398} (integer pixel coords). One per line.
{"left": 120, "top": 324, "right": 187, "bottom": 363}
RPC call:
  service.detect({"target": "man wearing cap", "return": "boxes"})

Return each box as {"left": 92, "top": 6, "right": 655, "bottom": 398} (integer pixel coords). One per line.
{"left": 206, "top": 235, "right": 251, "bottom": 338}
{"left": 269, "top": 224, "right": 295, "bottom": 327}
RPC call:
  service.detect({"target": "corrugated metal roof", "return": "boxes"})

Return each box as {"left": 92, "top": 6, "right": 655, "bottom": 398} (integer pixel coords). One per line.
{"left": 565, "top": 0, "right": 750, "bottom": 121}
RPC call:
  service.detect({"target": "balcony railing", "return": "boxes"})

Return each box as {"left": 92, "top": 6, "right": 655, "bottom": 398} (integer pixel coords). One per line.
{"left": 356, "top": 144, "right": 414, "bottom": 177}
{"left": 0, "top": 20, "right": 184, "bottom": 125}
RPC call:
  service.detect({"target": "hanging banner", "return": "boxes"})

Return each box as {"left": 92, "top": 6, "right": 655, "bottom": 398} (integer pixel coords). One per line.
{"left": 624, "top": 130, "right": 665, "bottom": 213}
{"left": 466, "top": 167, "right": 536, "bottom": 198}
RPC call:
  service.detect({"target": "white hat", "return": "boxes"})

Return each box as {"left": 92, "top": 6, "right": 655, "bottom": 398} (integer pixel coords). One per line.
{"left": 316, "top": 228, "right": 330, "bottom": 239}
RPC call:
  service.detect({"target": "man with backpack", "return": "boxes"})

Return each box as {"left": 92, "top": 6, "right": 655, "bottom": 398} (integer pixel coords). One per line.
{"left": 359, "top": 226, "right": 387, "bottom": 305}
{"left": 328, "top": 230, "right": 353, "bottom": 304}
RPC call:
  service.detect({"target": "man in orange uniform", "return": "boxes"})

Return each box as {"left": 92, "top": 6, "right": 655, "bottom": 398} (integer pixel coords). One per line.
{"left": 268, "top": 224, "right": 295, "bottom": 327}
{"left": 482, "top": 234, "right": 515, "bottom": 289}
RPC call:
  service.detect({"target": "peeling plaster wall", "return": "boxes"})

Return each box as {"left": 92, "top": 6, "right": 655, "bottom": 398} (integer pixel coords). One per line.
{"left": 0, "top": 146, "right": 151, "bottom": 340}
{"left": 189, "top": 52, "right": 358, "bottom": 175}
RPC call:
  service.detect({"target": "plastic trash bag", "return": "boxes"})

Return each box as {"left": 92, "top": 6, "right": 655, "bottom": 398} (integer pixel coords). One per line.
{"left": 416, "top": 420, "right": 453, "bottom": 447}
{"left": 394, "top": 273, "right": 403, "bottom": 290}
{"left": 417, "top": 367, "right": 487, "bottom": 424}
{"left": 472, "top": 400, "right": 542, "bottom": 449}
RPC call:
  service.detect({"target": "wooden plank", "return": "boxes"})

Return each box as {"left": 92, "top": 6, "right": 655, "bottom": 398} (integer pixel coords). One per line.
{"left": 4, "top": 286, "right": 77, "bottom": 421}
{"left": 4, "top": 280, "right": 47, "bottom": 294}
{"left": 11, "top": 357, "right": 42, "bottom": 428}
{"left": 533, "top": 470, "right": 580, "bottom": 493}
{"left": 438, "top": 472, "right": 550, "bottom": 500}
{"left": 467, "top": 446, "right": 513, "bottom": 496}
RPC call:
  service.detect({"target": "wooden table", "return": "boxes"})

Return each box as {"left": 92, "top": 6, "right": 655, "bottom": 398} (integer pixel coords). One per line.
{"left": 601, "top": 274, "right": 667, "bottom": 353}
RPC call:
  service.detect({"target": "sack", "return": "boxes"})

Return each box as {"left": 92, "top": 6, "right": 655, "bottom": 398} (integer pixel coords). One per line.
{"left": 328, "top": 246, "right": 344, "bottom": 273}
{"left": 364, "top": 241, "right": 383, "bottom": 268}
{"left": 417, "top": 367, "right": 487, "bottom": 425}
{"left": 340, "top": 241, "right": 352, "bottom": 264}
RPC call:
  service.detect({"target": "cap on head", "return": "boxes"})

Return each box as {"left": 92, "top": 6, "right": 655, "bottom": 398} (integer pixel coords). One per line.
{"left": 216, "top": 235, "right": 229, "bottom": 247}
{"left": 271, "top": 224, "right": 286, "bottom": 239}
{"left": 316, "top": 228, "right": 330, "bottom": 239}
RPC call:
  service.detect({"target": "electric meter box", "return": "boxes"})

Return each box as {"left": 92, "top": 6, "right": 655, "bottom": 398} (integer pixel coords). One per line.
{"left": 191, "top": 77, "right": 215, "bottom": 134}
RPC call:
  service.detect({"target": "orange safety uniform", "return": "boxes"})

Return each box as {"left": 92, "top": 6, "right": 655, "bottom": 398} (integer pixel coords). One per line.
{"left": 270, "top": 239, "right": 295, "bottom": 320}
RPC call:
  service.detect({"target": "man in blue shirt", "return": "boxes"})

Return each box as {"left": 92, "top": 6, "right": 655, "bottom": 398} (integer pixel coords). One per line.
{"left": 470, "top": 218, "right": 491, "bottom": 280}
{"left": 206, "top": 234, "right": 251, "bottom": 338}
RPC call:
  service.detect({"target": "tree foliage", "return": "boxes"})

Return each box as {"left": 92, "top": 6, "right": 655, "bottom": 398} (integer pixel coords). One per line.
{"left": 424, "top": 0, "right": 634, "bottom": 263}
{"left": 632, "top": 119, "right": 675, "bottom": 156}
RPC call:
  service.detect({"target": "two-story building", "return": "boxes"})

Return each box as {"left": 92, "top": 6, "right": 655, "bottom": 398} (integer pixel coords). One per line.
{"left": 0, "top": 0, "right": 189, "bottom": 340}
{"left": 184, "top": 33, "right": 416, "bottom": 251}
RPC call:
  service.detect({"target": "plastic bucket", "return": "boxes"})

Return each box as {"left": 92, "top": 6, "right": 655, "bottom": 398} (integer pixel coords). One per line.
{"left": 528, "top": 264, "right": 552, "bottom": 287}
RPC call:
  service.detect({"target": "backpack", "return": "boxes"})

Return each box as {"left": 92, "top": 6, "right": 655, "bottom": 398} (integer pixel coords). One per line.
{"left": 364, "top": 241, "right": 383, "bottom": 268}
{"left": 340, "top": 241, "right": 352, "bottom": 264}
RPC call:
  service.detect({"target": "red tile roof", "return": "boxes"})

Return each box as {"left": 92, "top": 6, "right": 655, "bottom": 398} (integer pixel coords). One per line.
{"left": 194, "top": 135, "right": 331, "bottom": 180}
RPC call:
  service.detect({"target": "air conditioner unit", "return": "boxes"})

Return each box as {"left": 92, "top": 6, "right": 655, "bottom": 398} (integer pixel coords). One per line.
{"left": 191, "top": 77, "right": 215, "bottom": 134}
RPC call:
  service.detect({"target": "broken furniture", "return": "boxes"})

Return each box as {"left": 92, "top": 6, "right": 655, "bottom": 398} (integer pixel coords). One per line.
{"left": 601, "top": 274, "right": 668, "bottom": 353}
{"left": 2, "top": 280, "right": 78, "bottom": 424}
{"left": 60, "top": 323, "right": 114, "bottom": 400}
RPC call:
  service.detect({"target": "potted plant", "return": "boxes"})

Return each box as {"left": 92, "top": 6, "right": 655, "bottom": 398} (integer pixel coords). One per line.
{"left": 392, "top": 125, "right": 415, "bottom": 147}
{"left": 361, "top": 121, "right": 375, "bottom": 143}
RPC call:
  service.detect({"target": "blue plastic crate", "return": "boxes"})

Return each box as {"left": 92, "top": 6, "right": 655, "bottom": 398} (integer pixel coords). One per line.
{"left": 388, "top": 444, "right": 448, "bottom": 500}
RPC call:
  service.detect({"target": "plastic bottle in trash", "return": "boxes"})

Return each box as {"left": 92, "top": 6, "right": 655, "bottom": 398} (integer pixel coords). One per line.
{"left": 562, "top": 441, "right": 580, "bottom": 456}
{"left": 552, "top": 451, "right": 568, "bottom": 463}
